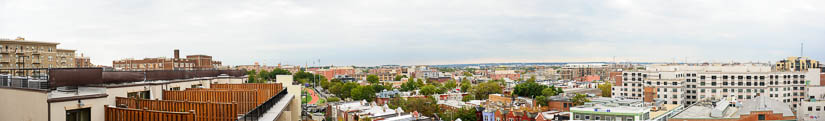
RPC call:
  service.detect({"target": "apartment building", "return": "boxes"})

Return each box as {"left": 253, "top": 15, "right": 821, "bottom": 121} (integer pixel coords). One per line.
{"left": 75, "top": 54, "right": 93, "bottom": 67}
{"left": 0, "top": 37, "right": 77, "bottom": 70}
{"left": 559, "top": 63, "right": 633, "bottom": 81}
{"left": 613, "top": 63, "right": 822, "bottom": 110}
{"left": 798, "top": 86, "right": 825, "bottom": 121}
{"left": 776, "top": 56, "right": 820, "bottom": 72}
{"left": 570, "top": 97, "right": 681, "bottom": 121}
{"left": 670, "top": 96, "right": 796, "bottom": 121}
{"left": 0, "top": 68, "right": 303, "bottom": 121}
{"left": 112, "top": 49, "right": 222, "bottom": 70}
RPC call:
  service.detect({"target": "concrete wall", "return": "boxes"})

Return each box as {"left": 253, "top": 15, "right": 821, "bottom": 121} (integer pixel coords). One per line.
{"left": 276, "top": 75, "right": 301, "bottom": 121}
{"left": 49, "top": 97, "right": 108, "bottom": 121}
{"left": 0, "top": 88, "right": 48, "bottom": 121}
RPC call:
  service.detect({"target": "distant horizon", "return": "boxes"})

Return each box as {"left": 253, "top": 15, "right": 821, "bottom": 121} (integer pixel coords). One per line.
{"left": 2, "top": 0, "right": 823, "bottom": 66}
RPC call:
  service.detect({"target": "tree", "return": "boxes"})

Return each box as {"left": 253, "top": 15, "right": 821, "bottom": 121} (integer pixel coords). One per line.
{"left": 535, "top": 96, "right": 548, "bottom": 106}
{"left": 394, "top": 75, "right": 404, "bottom": 81}
{"left": 444, "top": 80, "right": 457, "bottom": 89}
{"left": 513, "top": 81, "right": 547, "bottom": 98}
{"left": 367, "top": 74, "right": 380, "bottom": 84}
{"left": 598, "top": 83, "right": 612, "bottom": 97}
{"left": 527, "top": 76, "right": 536, "bottom": 83}
{"left": 351, "top": 85, "right": 376, "bottom": 102}
{"left": 460, "top": 79, "right": 472, "bottom": 93}
{"left": 441, "top": 107, "right": 478, "bottom": 121}
{"left": 462, "top": 94, "right": 474, "bottom": 102}
{"left": 327, "top": 97, "right": 341, "bottom": 102}
{"left": 571, "top": 93, "right": 590, "bottom": 105}
{"left": 400, "top": 80, "right": 418, "bottom": 91}
{"left": 387, "top": 97, "right": 406, "bottom": 109}
{"left": 402, "top": 97, "right": 439, "bottom": 117}
{"left": 542, "top": 87, "right": 560, "bottom": 97}
{"left": 420, "top": 85, "right": 438, "bottom": 96}
{"left": 258, "top": 70, "right": 270, "bottom": 81}
{"left": 462, "top": 71, "right": 473, "bottom": 77}
{"left": 472, "top": 82, "right": 503, "bottom": 100}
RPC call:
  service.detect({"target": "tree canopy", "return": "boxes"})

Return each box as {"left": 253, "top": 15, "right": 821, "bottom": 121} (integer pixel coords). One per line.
{"left": 367, "top": 74, "right": 380, "bottom": 84}
{"left": 513, "top": 81, "right": 546, "bottom": 98}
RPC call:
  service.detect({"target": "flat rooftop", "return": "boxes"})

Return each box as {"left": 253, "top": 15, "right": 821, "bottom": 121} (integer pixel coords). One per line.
{"left": 671, "top": 105, "right": 738, "bottom": 119}
{"left": 649, "top": 104, "right": 680, "bottom": 119}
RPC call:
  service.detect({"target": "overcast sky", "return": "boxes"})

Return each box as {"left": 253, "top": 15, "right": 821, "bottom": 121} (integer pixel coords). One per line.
{"left": 1, "top": 0, "right": 824, "bottom": 66}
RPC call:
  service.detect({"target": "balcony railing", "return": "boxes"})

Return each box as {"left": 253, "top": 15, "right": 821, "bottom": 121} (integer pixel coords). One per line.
{"left": 237, "top": 89, "right": 288, "bottom": 121}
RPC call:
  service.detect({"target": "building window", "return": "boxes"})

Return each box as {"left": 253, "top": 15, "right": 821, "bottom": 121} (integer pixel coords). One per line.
{"left": 66, "top": 108, "right": 91, "bottom": 121}
{"left": 127, "top": 91, "right": 150, "bottom": 99}
{"left": 758, "top": 114, "right": 765, "bottom": 120}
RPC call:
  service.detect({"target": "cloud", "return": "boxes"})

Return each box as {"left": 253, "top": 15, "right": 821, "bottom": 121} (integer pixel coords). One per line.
{"left": 1, "top": 0, "right": 823, "bottom": 66}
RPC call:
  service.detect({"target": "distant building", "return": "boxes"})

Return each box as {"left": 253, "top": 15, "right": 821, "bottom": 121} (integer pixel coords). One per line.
{"left": 0, "top": 37, "right": 77, "bottom": 70}
{"left": 313, "top": 66, "right": 355, "bottom": 81}
{"left": 571, "top": 97, "right": 681, "bottom": 121}
{"left": 614, "top": 63, "right": 822, "bottom": 110}
{"left": 776, "top": 56, "right": 820, "bottom": 72}
{"left": 112, "top": 49, "right": 222, "bottom": 70}
{"left": 74, "top": 53, "right": 93, "bottom": 67}
{"left": 669, "top": 96, "right": 796, "bottom": 121}
{"left": 489, "top": 70, "right": 520, "bottom": 80}
{"left": 798, "top": 86, "right": 825, "bottom": 121}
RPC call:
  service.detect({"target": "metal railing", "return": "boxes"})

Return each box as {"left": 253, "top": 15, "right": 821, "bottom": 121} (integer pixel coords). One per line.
{"left": 237, "top": 89, "right": 288, "bottom": 121}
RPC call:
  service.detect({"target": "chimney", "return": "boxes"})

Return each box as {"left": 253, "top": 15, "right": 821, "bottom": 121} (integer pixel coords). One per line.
{"left": 174, "top": 49, "right": 180, "bottom": 59}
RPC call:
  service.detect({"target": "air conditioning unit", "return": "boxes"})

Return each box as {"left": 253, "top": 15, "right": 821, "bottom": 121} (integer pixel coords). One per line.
{"left": 28, "top": 79, "right": 48, "bottom": 89}
{"left": 10, "top": 76, "right": 28, "bottom": 88}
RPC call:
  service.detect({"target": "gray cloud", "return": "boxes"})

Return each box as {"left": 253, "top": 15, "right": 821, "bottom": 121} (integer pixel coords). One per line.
{"left": 1, "top": 0, "right": 823, "bottom": 66}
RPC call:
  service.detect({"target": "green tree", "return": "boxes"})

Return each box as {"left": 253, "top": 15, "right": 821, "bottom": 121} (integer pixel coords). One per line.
{"left": 462, "top": 94, "right": 474, "bottom": 102}
{"left": 598, "top": 83, "right": 612, "bottom": 97}
{"left": 351, "top": 85, "right": 376, "bottom": 102}
{"left": 444, "top": 80, "right": 457, "bottom": 89}
{"left": 247, "top": 74, "right": 259, "bottom": 83}
{"left": 387, "top": 97, "right": 406, "bottom": 109}
{"left": 400, "top": 80, "right": 418, "bottom": 91}
{"left": 367, "top": 74, "right": 380, "bottom": 84}
{"left": 542, "top": 87, "right": 560, "bottom": 97}
{"left": 420, "top": 85, "right": 438, "bottom": 96}
{"left": 527, "top": 76, "right": 536, "bottom": 83}
{"left": 472, "top": 82, "right": 503, "bottom": 100}
{"left": 441, "top": 107, "right": 478, "bottom": 121}
{"left": 513, "top": 81, "right": 547, "bottom": 98}
{"left": 571, "top": 93, "right": 590, "bottom": 105}
{"left": 327, "top": 97, "right": 341, "bottom": 102}
{"left": 258, "top": 70, "right": 270, "bottom": 81}
{"left": 460, "top": 79, "right": 472, "bottom": 93}
{"left": 462, "top": 71, "right": 473, "bottom": 77}
{"left": 535, "top": 96, "right": 548, "bottom": 106}
{"left": 402, "top": 97, "right": 439, "bottom": 117}
{"left": 394, "top": 75, "right": 405, "bottom": 81}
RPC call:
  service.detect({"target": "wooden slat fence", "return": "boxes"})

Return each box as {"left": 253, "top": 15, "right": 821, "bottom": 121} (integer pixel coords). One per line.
{"left": 104, "top": 105, "right": 196, "bottom": 121}
{"left": 115, "top": 97, "right": 238, "bottom": 121}
{"left": 211, "top": 83, "right": 283, "bottom": 103}
{"left": 162, "top": 89, "right": 259, "bottom": 114}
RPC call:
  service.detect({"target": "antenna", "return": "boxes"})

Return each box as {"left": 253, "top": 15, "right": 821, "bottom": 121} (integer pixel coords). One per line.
{"left": 801, "top": 42, "right": 804, "bottom": 57}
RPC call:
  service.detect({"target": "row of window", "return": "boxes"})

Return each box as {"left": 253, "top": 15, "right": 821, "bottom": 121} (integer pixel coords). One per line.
{"left": 699, "top": 75, "right": 806, "bottom": 80}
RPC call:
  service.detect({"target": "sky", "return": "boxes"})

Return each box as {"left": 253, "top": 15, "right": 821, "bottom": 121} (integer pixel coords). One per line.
{"left": 1, "top": 0, "right": 824, "bottom": 66}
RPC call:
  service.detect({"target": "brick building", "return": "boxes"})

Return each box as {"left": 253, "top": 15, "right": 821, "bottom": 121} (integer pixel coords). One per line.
{"left": 0, "top": 37, "right": 77, "bottom": 70}
{"left": 112, "top": 49, "right": 222, "bottom": 70}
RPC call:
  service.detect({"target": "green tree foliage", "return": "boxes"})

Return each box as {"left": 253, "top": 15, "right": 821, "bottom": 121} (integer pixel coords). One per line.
{"left": 462, "top": 71, "right": 473, "bottom": 77}
{"left": 472, "top": 82, "right": 503, "bottom": 100}
{"left": 462, "top": 94, "right": 474, "bottom": 102}
{"left": 351, "top": 86, "right": 376, "bottom": 102}
{"left": 400, "top": 80, "right": 419, "bottom": 91}
{"left": 460, "top": 79, "right": 472, "bottom": 93}
{"left": 444, "top": 80, "right": 457, "bottom": 89}
{"left": 330, "top": 82, "right": 359, "bottom": 99}
{"left": 542, "top": 86, "right": 560, "bottom": 97}
{"left": 441, "top": 107, "right": 478, "bottom": 121}
{"left": 387, "top": 97, "right": 406, "bottom": 109}
{"left": 527, "top": 76, "right": 536, "bottom": 83}
{"left": 535, "top": 96, "right": 548, "bottom": 106}
{"left": 419, "top": 85, "right": 438, "bottom": 96}
{"left": 402, "top": 97, "right": 439, "bottom": 117}
{"left": 294, "top": 71, "right": 326, "bottom": 84}
{"left": 394, "top": 75, "right": 406, "bottom": 81}
{"left": 513, "top": 81, "right": 547, "bottom": 98}
{"left": 571, "top": 93, "right": 590, "bottom": 105}
{"left": 327, "top": 97, "right": 341, "bottom": 102}
{"left": 598, "top": 83, "right": 612, "bottom": 97}
{"left": 367, "top": 74, "right": 380, "bottom": 84}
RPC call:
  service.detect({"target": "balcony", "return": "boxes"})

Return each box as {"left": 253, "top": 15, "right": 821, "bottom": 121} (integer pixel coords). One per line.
{"left": 0, "top": 49, "right": 8, "bottom": 54}
{"left": 31, "top": 51, "right": 41, "bottom": 55}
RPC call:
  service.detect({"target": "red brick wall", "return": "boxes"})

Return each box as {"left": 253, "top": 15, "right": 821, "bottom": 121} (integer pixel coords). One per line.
{"left": 820, "top": 73, "right": 824, "bottom": 86}
{"left": 548, "top": 100, "right": 573, "bottom": 112}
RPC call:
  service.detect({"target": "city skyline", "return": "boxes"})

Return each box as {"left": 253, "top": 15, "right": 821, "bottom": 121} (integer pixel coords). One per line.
{"left": 2, "top": 0, "right": 824, "bottom": 66}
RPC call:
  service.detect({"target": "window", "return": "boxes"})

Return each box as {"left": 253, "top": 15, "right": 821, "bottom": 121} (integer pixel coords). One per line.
{"left": 66, "top": 108, "right": 91, "bottom": 121}
{"left": 169, "top": 87, "right": 180, "bottom": 91}
{"left": 127, "top": 91, "right": 150, "bottom": 99}
{"left": 191, "top": 84, "right": 203, "bottom": 88}
{"left": 758, "top": 114, "right": 765, "bottom": 120}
